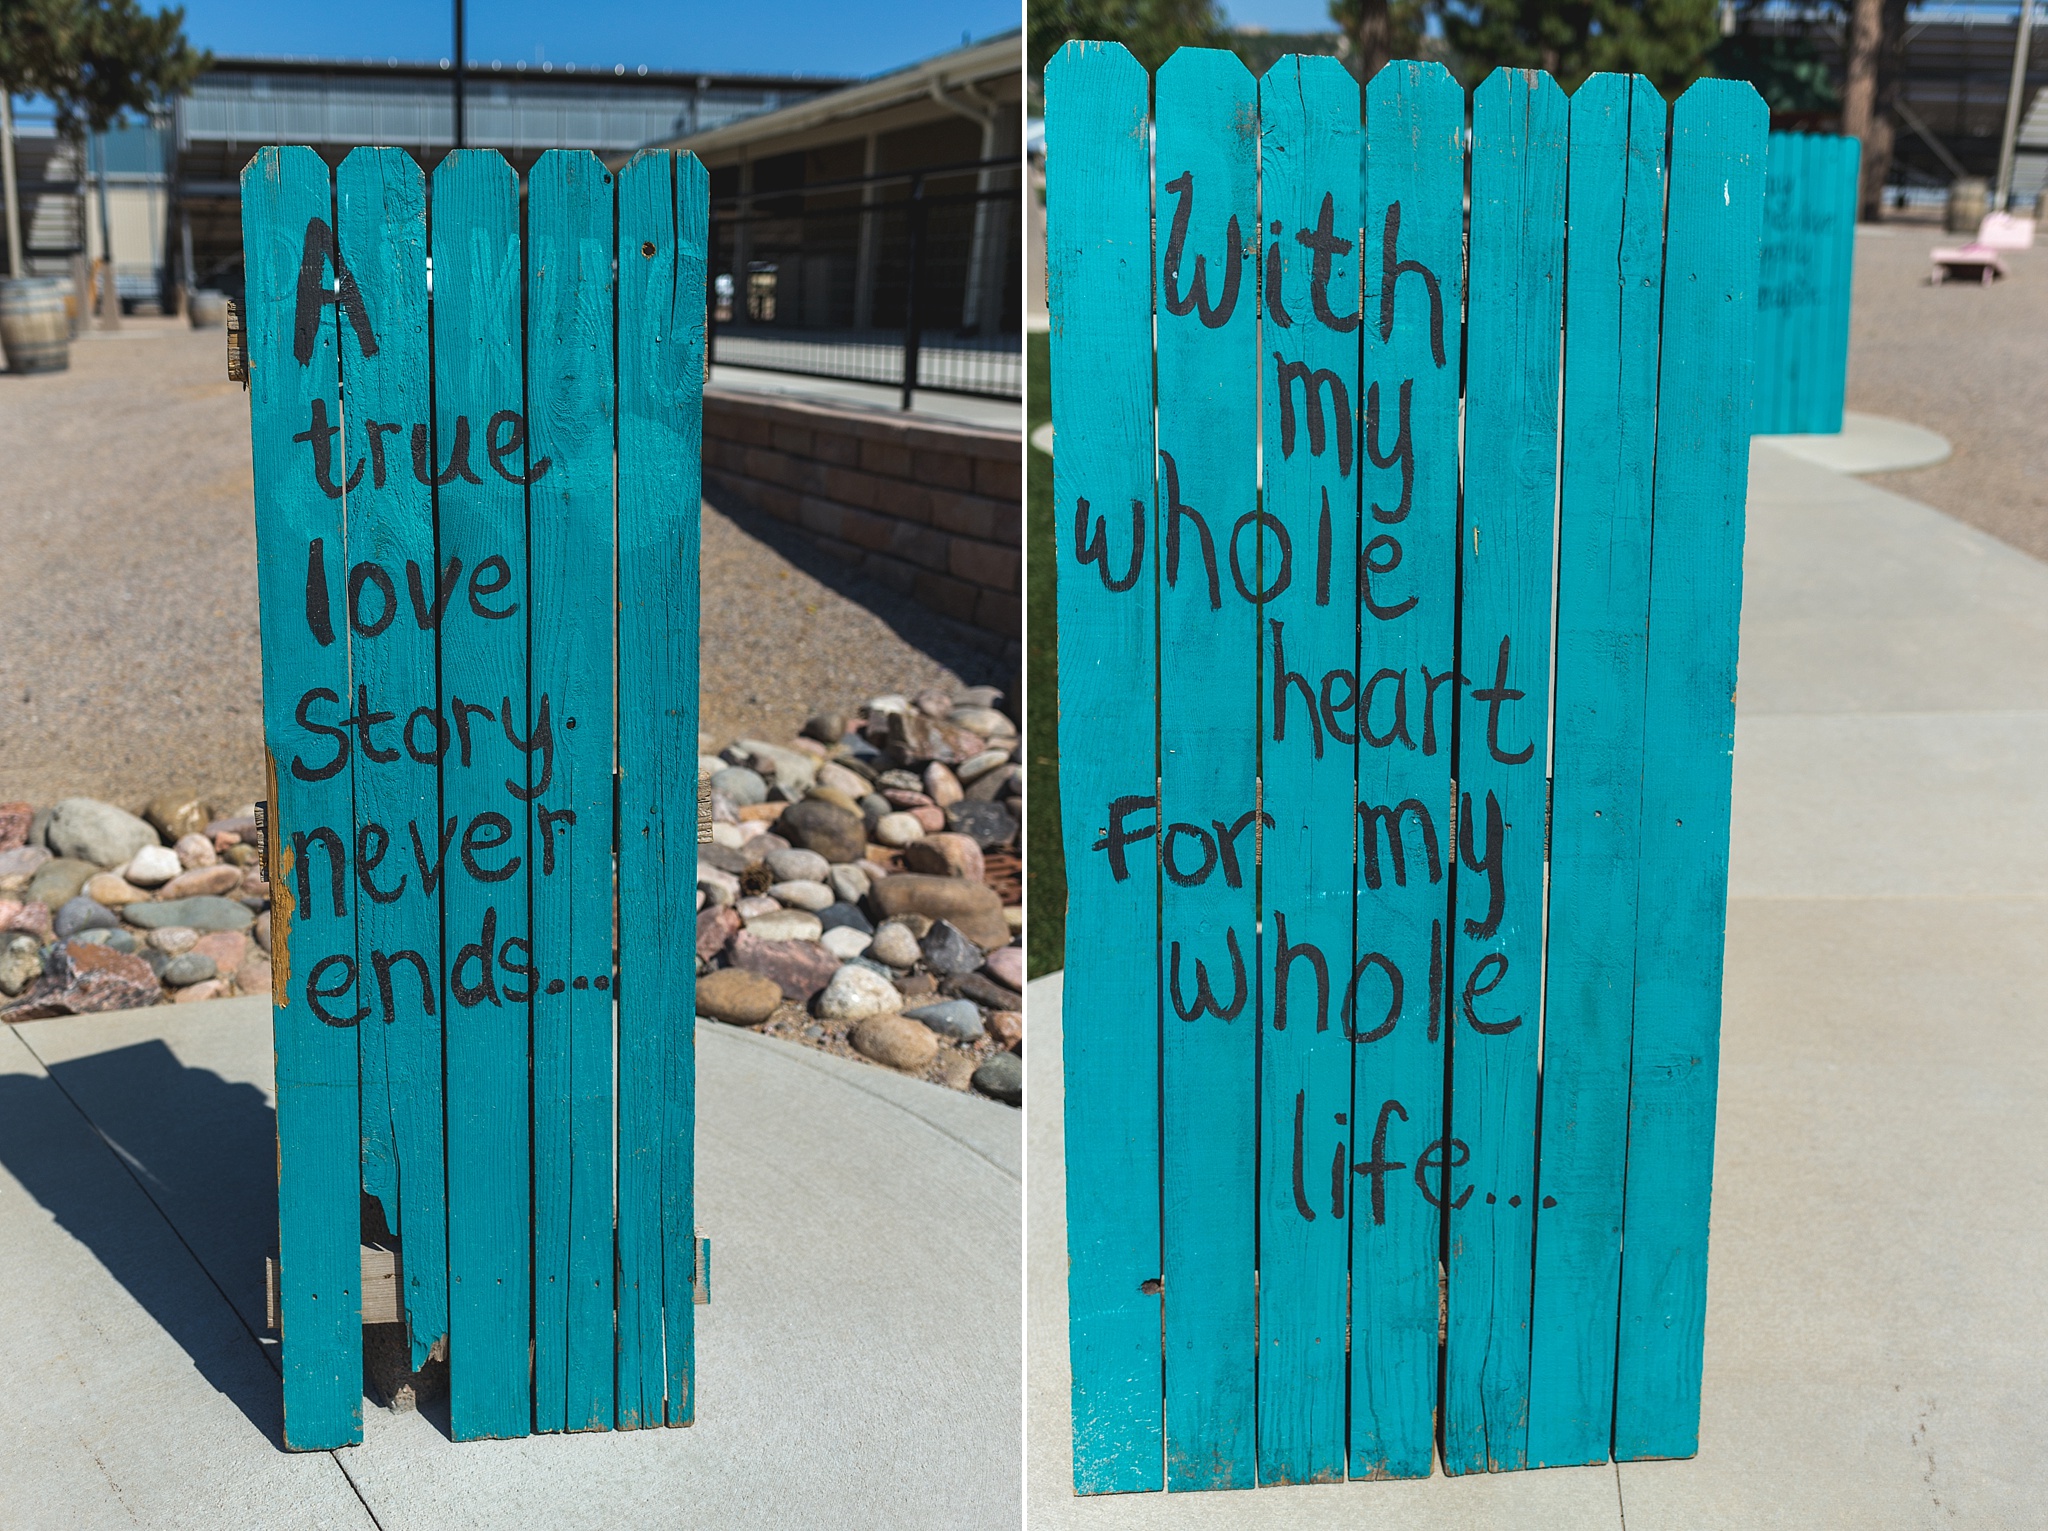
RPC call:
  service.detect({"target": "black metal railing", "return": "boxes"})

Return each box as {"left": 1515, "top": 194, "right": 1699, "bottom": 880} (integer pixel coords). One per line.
{"left": 708, "top": 156, "right": 1022, "bottom": 409}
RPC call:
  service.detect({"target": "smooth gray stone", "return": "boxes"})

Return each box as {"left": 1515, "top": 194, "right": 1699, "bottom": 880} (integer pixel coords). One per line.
{"left": 817, "top": 901, "right": 874, "bottom": 936}
{"left": 70, "top": 929, "right": 142, "bottom": 954}
{"left": 764, "top": 846, "right": 830, "bottom": 884}
{"left": 970, "top": 1050, "right": 1021, "bottom": 1106}
{"left": 162, "top": 953, "right": 218, "bottom": 987}
{"left": 44, "top": 798, "right": 160, "bottom": 869}
{"left": 25, "top": 858, "right": 95, "bottom": 908}
{"left": 904, "top": 998, "right": 985, "bottom": 1042}
{"left": 125, "top": 897, "right": 255, "bottom": 933}
{"left": 946, "top": 799, "right": 1018, "bottom": 848}
{"left": 53, "top": 897, "right": 119, "bottom": 940}
{"left": 919, "top": 920, "right": 984, "bottom": 977}
{"left": 711, "top": 766, "right": 768, "bottom": 807}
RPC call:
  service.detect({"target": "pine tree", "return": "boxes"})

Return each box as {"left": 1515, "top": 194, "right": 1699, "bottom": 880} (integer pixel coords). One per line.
{"left": 1437, "top": 0, "right": 1721, "bottom": 94}
{"left": 1029, "top": 0, "right": 1231, "bottom": 79}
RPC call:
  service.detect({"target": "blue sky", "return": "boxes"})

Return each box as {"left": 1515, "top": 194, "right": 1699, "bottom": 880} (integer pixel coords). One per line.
{"left": 1219, "top": 0, "right": 1341, "bottom": 31}
{"left": 169, "top": 0, "right": 1018, "bottom": 79}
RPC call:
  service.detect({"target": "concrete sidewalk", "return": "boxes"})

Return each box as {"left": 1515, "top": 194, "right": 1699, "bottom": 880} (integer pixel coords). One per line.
{"left": 0, "top": 1000, "right": 1020, "bottom": 1530}
{"left": 1027, "top": 440, "right": 2048, "bottom": 1527}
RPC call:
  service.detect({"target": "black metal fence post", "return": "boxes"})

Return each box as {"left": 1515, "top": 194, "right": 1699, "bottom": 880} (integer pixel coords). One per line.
{"left": 900, "top": 171, "right": 925, "bottom": 413}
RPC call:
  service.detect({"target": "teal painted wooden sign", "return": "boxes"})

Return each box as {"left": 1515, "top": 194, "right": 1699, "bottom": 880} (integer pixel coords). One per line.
{"left": 1755, "top": 132, "right": 1860, "bottom": 435}
{"left": 1047, "top": 46, "right": 1764, "bottom": 1492}
{"left": 242, "top": 144, "right": 707, "bottom": 1449}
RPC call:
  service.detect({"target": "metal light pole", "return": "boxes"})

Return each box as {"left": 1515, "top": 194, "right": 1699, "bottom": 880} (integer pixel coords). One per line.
{"left": 0, "top": 91, "right": 23, "bottom": 278}
{"left": 1995, "top": 0, "right": 2037, "bottom": 211}
{"left": 453, "top": 0, "right": 467, "bottom": 151}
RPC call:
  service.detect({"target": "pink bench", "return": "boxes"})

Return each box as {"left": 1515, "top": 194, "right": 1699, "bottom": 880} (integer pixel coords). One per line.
{"left": 1930, "top": 241, "right": 2009, "bottom": 284}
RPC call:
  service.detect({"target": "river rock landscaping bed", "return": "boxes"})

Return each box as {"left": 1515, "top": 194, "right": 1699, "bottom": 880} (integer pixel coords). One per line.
{"left": 0, "top": 794, "right": 272, "bottom": 1016}
{"left": 0, "top": 688, "right": 1024, "bottom": 1106}
{"left": 696, "top": 685, "right": 1024, "bottom": 1107}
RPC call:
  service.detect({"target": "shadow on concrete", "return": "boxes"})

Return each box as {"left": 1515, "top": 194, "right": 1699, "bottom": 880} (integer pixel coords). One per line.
{"left": 0, "top": 1039, "right": 285, "bottom": 1444}
{"left": 701, "top": 486, "right": 1018, "bottom": 702}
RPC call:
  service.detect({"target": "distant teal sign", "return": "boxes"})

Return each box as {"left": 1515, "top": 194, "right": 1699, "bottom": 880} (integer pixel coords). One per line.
{"left": 1755, "top": 132, "right": 1860, "bottom": 435}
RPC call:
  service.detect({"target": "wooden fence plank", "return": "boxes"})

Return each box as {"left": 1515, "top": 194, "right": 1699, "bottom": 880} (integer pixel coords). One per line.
{"left": 1614, "top": 77, "right": 1766, "bottom": 1462}
{"left": 243, "top": 143, "right": 363, "bottom": 1450}
{"left": 1526, "top": 72, "right": 1664, "bottom": 1468}
{"left": 615, "top": 148, "right": 707, "bottom": 1429}
{"left": 1046, "top": 40, "right": 1164, "bottom": 1495}
{"left": 660, "top": 151, "right": 709, "bottom": 1428}
{"left": 1152, "top": 46, "right": 1260, "bottom": 1493}
{"left": 526, "top": 148, "right": 619, "bottom": 1435}
{"left": 1443, "top": 66, "right": 1566, "bottom": 1477}
{"left": 1347, "top": 56, "right": 1464, "bottom": 1483}
{"left": 432, "top": 148, "right": 534, "bottom": 1442}
{"left": 1254, "top": 52, "right": 1359, "bottom": 1488}
{"left": 333, "top": 145, "right": 448, "bottom": 1372}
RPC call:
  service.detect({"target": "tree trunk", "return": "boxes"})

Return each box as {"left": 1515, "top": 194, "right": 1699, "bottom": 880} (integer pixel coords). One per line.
{"left": 1842, "top": 0, "right": 1885, "bottom": 216}
{"left": 1867, "top": 0, "right": 1911, "bottom": 218}
{"left": 1351, "top": 0, "right": 1392, "bottom": 86}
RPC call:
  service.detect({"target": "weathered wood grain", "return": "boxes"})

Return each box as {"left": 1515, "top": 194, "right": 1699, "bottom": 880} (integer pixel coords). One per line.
{"left": 243, "top": 144, "right": 364, "bottom": 1450}
{"left": 1443, "top": 66, "right": 1566, "bottom": 1477}
{"left": 1046, "top": 40, "right": 1165, "bottom": 1495}
{"left": 1527, "top": 72, "right": 1664, "bottom": 1468}
{"left": 432, "top": 148, "right": 534, "bottom": 1442}
{"left": 1153, "top": 45, "right": 1260, "bottom": 1493}
{"left": 334, "top": 144, "right": 448, "bottom": 1375}
{"left": 526, "top": 148, "right": 618, "bottom": 1435}
{"left": 1348, "top": 56, "right": 1464, "bottom": 1483}
{"left": 1254, "top": 52, "right": 1359, "bottom": 1488}
{"left": 615, "top": 148, "right": 707, "bottom": 1429}
{"left": 1614, "top": 76, "right": 1766, "bottom": 1463}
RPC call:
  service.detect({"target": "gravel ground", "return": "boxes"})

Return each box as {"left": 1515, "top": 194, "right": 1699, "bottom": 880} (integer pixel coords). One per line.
{"left": 1845, "top": 217, "right": 2048, "bottom": 560}
{"left": 0, "top": 316, "right": 1000, "bottom": 809}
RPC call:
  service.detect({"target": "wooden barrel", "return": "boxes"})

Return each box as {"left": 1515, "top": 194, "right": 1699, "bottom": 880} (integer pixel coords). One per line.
{"left": 0, "top": 278, "right": 71, "bottom": 374}
{"left": 188, "top": 288, "right": 230, "bottom": 329}
{"left": 1948, "top": 177, "right": 1989, "bottom": 234}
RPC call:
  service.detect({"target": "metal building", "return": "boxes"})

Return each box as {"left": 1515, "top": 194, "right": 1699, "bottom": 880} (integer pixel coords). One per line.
{"left": 2, "top": 55, "right": 848, "bottom": 304}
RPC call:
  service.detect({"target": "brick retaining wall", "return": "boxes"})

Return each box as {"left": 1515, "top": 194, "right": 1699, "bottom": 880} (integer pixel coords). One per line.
{"left": 701, "top": 388, "right": 1021, "bottom": 655}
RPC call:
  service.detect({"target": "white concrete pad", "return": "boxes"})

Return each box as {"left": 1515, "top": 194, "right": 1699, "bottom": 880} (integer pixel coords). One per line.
{"left": 1740, "top": 444, "right": 2048, "bottom": 715}
{"left": 1752, "top": 410, "right": 1952, "bottom": 474}
{"left": 0, "top": 1024, "right": 373, "bottom": 1530}
{"left": 1, "top": 1001, "right": 1019, "bottom": 1529}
